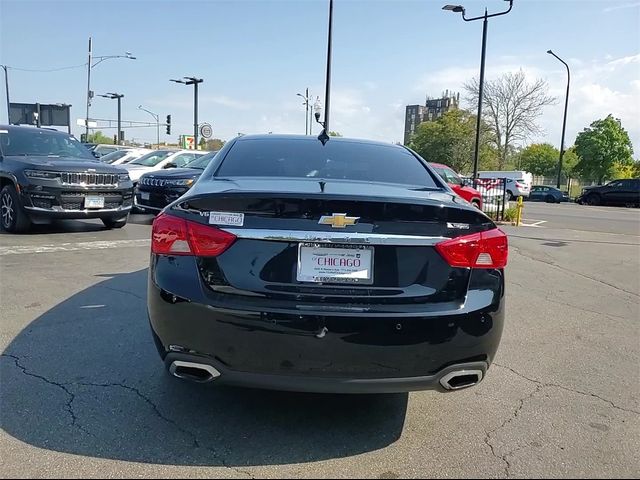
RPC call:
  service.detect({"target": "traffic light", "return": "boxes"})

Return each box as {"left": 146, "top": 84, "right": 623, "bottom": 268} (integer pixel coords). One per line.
{"left": 166, "top": 115, "right": 171, "bottom": 135}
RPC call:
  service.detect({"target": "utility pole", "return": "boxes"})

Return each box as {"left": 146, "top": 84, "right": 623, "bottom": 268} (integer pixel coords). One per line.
{"left": 99, "top": 93, "right": 124, "bottom": 144}
{"left": 170, "top": 76, "right": 204, "bottom": 149}
{"left": 547, "top": 49, "right": 570, "bottom": 189}
{"left": 85, "top": 37, "right": 92, "bottom": 139}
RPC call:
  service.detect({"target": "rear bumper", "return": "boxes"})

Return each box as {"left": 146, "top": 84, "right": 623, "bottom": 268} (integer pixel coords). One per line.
{"left": 148, "top": 256, "right": 505, "bottom": 393}
{"left": 163, "top": 351, "right": 488, "bottom": 394}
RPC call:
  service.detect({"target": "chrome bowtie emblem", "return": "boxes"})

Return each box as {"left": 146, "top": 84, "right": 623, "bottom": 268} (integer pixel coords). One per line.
{"left": 318, "top": 213, "right": 359, "bottom": 228}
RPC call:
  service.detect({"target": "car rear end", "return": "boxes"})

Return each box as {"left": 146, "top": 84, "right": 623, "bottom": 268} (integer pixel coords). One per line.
{"left": 147, "top": 136, "right": 507, "bottom": 393}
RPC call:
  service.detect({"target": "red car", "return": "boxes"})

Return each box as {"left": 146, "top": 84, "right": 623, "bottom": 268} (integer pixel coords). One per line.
{"left": 430, "top": 163, "right": 483, "bottom": 209}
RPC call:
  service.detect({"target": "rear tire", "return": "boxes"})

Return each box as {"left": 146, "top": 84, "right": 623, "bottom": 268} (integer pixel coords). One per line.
{"left": 102, "top": 216, "right": 128, "bottom": 229}
{"left": 0, "top": 185, "right": 31, "bottom": 233}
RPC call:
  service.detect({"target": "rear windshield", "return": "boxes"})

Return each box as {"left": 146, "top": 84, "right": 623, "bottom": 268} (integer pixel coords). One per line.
{"left": 215, "top": 138, "right": 438, "bottom": 187}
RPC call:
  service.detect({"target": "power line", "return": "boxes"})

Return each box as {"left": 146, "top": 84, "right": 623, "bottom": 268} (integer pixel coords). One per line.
{"left": 1, "top": 63, "right": 87, "bottom": 73}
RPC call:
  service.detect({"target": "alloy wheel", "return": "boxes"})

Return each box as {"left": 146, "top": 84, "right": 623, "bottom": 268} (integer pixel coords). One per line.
{"left": 1, "top": 192, "right": 14, "bottom": 228}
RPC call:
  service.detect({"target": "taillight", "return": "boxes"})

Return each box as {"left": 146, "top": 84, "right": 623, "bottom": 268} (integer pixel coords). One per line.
{"left": 151, "top": 213, "right": 236, "bottom": 256}
{"left": 435, "top": 228, "right": 508, "bottom": 269}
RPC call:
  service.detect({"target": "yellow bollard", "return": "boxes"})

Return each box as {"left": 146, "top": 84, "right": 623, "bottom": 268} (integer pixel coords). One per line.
{"left": 515, "top": 196, "right": 524, "bottom": 226}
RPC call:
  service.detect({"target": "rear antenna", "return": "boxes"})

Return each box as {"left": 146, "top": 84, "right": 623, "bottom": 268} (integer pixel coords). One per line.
{"left": 317, "top": 0, "right": 333, "bottom": 146}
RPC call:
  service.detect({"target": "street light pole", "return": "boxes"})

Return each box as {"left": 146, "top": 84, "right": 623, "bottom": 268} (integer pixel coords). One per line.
{"left": 138, "top": 105, "right": 160, "bottom": 148}
{"left": 99, "top": 93, "right": 124, "bottom": 144}
{"left": 85, "top": 37, "right": 136, "bottom": 140}
{"left": 85, "top": 37, "right": 92, "bottom": 139}
{"left": 547, "top": 49, "right": 570, "bottom": 189}
{"left": 443, "top": 1, "right": 514, "bottom": 186}
{"left": 297, "top": 88, "right": 311, "bottom": 134}
{"left": 1, "top": 65, "right": 10, "bottom": 123}
{"left": 170, "top": 77, "right": 204, "bottom": 149}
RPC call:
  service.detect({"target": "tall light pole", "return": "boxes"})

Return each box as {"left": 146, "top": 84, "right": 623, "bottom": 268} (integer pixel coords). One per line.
{"left": 138, "top": 105, "right": 160, "bottom": 148}
{"left": 99, "top": 93, "right": 124, "bottom": 144}
{"left": 297, "top": 88, "right": 312, "bottom": 135}
{"left": 170, "top": 76, "right": 203, "bottom": 149}
{"left": 1, "top": 65, "right": 9, "bottom": 123}
{"left": 443, "top": 1, "right": 514, "bottom": 186}
{"left": 85, "top": 37, "right": 136, "bottom": 139}
{"left": 547, "top": 49, "right": 570, "bottom": 189}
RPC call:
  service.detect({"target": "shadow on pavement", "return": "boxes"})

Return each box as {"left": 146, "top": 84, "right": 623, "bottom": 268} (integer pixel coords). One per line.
{"left": 1, "top": 269, "right": 408, "bottom": 467}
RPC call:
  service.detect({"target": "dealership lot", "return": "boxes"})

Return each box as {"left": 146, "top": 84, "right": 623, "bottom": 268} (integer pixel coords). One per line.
{"left": 1, "top": 204, "right": 638, "bottom": 478}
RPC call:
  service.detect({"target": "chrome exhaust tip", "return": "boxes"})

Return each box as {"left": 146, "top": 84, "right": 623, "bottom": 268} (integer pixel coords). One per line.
{"left": 169, "top": 360, "right": 221, "bottom": 383}
{"left": 439, "top": 369, "right": 484, "bottom": 390}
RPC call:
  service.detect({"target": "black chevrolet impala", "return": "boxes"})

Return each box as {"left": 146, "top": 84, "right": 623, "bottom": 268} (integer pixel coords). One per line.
{"left": 148, "top": 134, "right": 508, "bottom": 393}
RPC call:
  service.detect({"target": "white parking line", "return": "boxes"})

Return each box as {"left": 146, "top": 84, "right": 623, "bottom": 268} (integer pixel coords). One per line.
{"left": 0, "top": 238, "right": 150, "bottom": 256}
{"left": 520, "top": 220, "right": 547, "bottom": 227}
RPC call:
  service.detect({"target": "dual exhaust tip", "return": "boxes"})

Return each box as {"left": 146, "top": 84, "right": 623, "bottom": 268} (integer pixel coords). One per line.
{"left": 439, "top": 369, "right": 484, "bottom": 390}
{"left": 169, "top": 360, "right": 221, "bottom": 383}
{"left": 169, "top": 360, "right": 484, "bottom": 391}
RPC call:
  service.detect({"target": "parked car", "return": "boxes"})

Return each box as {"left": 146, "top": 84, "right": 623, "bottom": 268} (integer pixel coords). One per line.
{"left": 429, "top": 162, "right": 483, "bottom": 209}
{"left": 100, "top": 148, "right": 152, "bottom": 166}
{"left": 528, "top": 185, "right": 570, "bottom": 203}
{"left": 0, "top": 125, "right": 133, "bottom": 232}
{"left": 91, "top": 144, "right": 130, "bottom": 158}
{"left": 136, "top": 150, "right": 219, "bottom": 213}
{"left": 122, "top": 149, "right": 206, "bottom": 183}
{"left": 149, "top": 134, "right": 508, "bottom": 393}
{"left": 478, "top": 171, "right": 531, "bottom": 199}
{"left": 576, "top": 179, "right": 640, "bottom": 207}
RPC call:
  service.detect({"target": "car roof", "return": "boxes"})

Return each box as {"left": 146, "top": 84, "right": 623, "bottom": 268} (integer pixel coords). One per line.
{"left": 0, "top": 124, "right": 71, "bottom": 136}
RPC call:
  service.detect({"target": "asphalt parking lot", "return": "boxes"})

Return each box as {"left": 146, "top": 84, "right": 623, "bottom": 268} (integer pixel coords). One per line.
{"left": 1, "top": 203, "right": 638, "bottom": 479}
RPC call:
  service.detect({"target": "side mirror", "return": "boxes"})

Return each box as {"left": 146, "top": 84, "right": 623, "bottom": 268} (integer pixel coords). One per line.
{"left": 163, "top": 162, "right": 177, "bottom": 169}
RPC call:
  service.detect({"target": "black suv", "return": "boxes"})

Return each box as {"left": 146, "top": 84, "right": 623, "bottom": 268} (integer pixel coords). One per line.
{"left": 576, "top": 179, "right": 640, "bottom": 207}
{"left": 0, "top": 125, "right": 134, "bottom": 233}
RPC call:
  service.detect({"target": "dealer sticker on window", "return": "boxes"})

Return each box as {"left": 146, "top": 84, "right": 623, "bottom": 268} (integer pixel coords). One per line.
{"left": 206, "top": 211, "right": 244, "bottom": 226}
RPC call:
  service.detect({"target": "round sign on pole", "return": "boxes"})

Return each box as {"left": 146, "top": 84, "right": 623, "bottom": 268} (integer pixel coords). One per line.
{"left": 200, "top": 123, "right": 213, "bottom": 139}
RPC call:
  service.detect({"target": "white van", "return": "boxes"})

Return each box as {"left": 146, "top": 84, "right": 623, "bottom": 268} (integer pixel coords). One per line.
{"left": 477, "top": 171, "right": 532, "bottom": 199}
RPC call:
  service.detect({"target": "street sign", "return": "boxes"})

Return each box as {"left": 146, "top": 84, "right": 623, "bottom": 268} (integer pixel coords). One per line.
{"left": 200, "top": 123, "right": 213, "bottom": 139}
{"left": 180, "top": 135, "right": 195, "bottom": 150}
{"left": 76, "top": 118, "right": 98, "bottom": 128}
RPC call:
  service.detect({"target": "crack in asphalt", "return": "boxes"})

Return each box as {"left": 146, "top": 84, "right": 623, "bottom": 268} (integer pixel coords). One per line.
{"left": 0, "top": 354, "right": 91, "bottom": 436}
{"left": 483, "top": 382, "right": 544, "bottom": 478}
{"left": 0, "top": 357, "right": 255, "bottom": 479}
{"left": 509, "top": 280, "right": 630, "bottom": 321}
{"left": 512, "top": 247, "right": 640, "bottom": 298}
{"left": 75, "top": 381, "right": 256, "bottom": 479}
{"left": 493, "top": 363, "right": 640, "bottom": 415}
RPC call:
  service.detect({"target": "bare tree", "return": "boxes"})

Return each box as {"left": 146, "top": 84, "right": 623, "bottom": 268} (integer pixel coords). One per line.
{"left": 464, "top": 70, "right": 556, "bottom": 169}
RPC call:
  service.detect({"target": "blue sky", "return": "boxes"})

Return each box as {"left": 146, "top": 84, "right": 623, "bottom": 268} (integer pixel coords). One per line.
{"left": 1, "top": 0, "right": 639, "bottom": 153}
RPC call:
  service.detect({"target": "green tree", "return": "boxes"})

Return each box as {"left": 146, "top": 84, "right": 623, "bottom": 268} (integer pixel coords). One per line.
{"left": 205, "top": 138, "right": 225, "bottom": 151}
{"left": 198, "top": 137, "right": 206, "bottom": 150}
{"left": 328, "top": 131, "right": 342, "bottom": 137}
{"left": 86, "top": 131, "right": 114, "bottom": 144}
{"left": 561, "top": 147, "right": 579, "bottom": 178}
{"left": 574, "top": 115, "right": 634, "bottom": 184}
{"left": 408, "top": 108, "right": 497, "bottom": 173}
{"left": 518, "top": 143, "right": 559, "bottom": 176}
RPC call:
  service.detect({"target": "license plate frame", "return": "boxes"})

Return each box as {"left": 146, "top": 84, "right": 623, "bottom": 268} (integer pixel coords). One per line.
{"left": 296, "top": 243, "right": 374, "bottom": 285}
{"left": 84, "top": 195, "right": 105, "bottom": 209}
{"left": 140, "top": 191, "right": 150, "bottom": 201}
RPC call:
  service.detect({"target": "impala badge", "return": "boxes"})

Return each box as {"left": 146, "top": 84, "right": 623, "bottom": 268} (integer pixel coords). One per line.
{"left": 318, "top": 213, "right": 359, "bottom": 228}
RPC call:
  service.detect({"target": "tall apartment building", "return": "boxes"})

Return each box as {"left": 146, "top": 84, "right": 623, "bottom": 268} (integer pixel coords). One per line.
{"left": 403, "top": 90, "right": 460, "bottom": 145}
